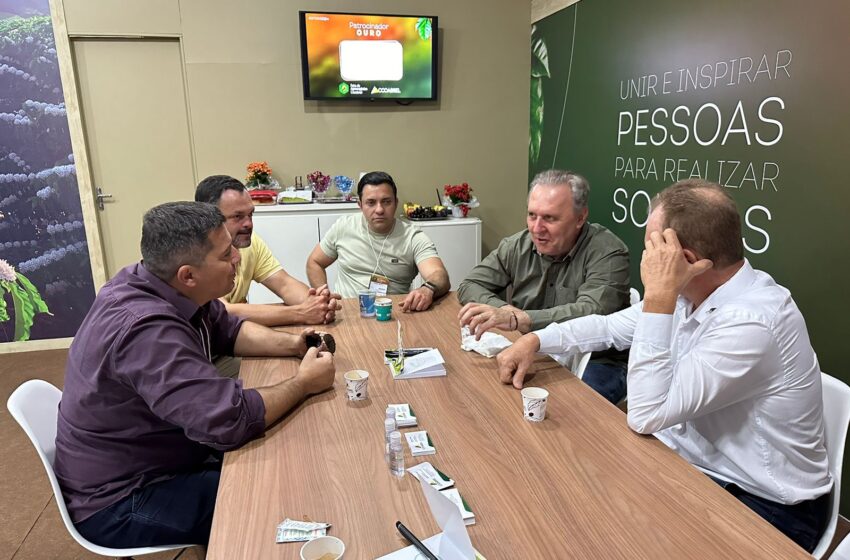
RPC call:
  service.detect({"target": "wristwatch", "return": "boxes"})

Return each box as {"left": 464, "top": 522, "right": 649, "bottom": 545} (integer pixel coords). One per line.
{"left": 421, "top": 280, "right": 437, "bottom": 292}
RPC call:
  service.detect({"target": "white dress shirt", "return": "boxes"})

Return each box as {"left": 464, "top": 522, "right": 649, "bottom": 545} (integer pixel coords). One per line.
{"left": 535, "top": 260, "right": 831, "bottom": 504}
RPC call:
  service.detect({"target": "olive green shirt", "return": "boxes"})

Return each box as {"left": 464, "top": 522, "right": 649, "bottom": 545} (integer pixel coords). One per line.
{"left": 457, "top": 223, "right": 630, "bottom": 331}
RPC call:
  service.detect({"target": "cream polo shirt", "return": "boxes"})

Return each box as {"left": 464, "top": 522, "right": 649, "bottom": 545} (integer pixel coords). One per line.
{"left": 319, "top": 214, "right": 439, "bottom": 298}
{"left": 224, "top": 234, "right": 282, "bottom": 304}
{"left": 534, "top": 260, "right": 831, "bottom": 505}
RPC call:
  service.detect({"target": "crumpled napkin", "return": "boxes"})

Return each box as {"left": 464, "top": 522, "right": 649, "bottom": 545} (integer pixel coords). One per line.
{"left": 460, "top": 326, "right": 512, "bottom": 358}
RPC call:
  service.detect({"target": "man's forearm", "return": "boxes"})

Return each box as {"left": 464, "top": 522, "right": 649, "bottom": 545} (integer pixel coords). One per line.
{"left": 425, "top": 269, "right": 451, "bottom": 298}
{"left": 233, "top": 321, "right": 302, "bottom": 356}
{"left": 456, "top": 279, "right": 508, "bottom": 307}
{"left": 255, "top": 377, "right": 307, "bottom": 427}
{"left": 224, "top": 302, "right": 310, "bottom": 327}
{"left": 306, "top": 260, "right": 328, "bottom": 289}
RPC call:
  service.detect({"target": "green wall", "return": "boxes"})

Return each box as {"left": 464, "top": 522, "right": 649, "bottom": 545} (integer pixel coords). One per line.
{"left": 531, "top": 0, "right": 850, "bottom": 515}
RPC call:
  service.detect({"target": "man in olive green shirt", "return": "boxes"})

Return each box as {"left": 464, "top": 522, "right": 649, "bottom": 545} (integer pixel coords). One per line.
{"left": 458, "top": 170, "right": 630, "bottom": 403}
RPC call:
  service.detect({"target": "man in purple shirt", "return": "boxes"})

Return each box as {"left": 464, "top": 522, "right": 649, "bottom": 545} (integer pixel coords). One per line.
{"left": 54, "top": 202, "right": 335, "bottom": 549}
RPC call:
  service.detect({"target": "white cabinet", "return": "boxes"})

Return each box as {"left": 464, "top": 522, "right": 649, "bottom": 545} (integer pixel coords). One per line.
{"left": 247, "top": 204, "right": 358, "bottom": 304}
{"left": 403, "top": 218, "right": 481, "bottom": 290}
{"left": 247, "top": 204, "right": 481, "bottom": 303}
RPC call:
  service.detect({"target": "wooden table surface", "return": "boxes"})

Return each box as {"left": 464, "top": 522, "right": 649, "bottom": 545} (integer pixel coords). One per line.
{"left": 207, "top": 293, "right": 809, "bottom": 559}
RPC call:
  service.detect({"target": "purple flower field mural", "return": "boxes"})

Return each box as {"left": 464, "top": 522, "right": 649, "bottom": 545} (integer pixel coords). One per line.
{"left": 0, "top": 0, "right": 95, "bottom": 342}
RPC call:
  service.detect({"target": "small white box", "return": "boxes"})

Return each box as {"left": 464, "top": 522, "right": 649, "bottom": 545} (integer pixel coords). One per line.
{"left": 339, "top": 40, "right": 403, "bottom": 81}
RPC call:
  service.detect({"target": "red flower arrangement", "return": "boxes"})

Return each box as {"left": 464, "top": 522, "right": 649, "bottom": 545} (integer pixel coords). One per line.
{"left": 444, "top": 183, "right": 476, "bottom": 217}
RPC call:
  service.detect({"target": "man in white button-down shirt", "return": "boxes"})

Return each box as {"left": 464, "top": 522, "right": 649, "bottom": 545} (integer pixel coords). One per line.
{"left": 496, "top": 180, "right": 831, "bottom": 552}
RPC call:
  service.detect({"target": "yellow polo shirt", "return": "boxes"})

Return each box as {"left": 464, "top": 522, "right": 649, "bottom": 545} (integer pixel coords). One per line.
{"left": 224, "top": 234, "right": 282, "bottom": 304}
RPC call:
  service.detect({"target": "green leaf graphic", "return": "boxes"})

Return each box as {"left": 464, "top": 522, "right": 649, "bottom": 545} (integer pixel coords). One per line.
{"left": 529, "top": 26, "right": 549, "bottom": 165}
{"left": 10, "top": 282, "right": 36, "bottom": 341}
{"left": 0, "top": 285, "right": 8, "bottom": 322}
{"left": 416, "top": 18, "right": 432, "bottom": 41}
{"left": 530, "top": 77, "right": 544, "bottom": 163}
{"left": 16, "top": 273, "right": 50, "bottom": 314}
{"left": 531, "top": 35, "right": 551, "bottom": 78}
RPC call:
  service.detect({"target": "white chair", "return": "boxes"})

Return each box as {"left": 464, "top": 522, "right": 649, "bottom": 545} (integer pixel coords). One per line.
{"left": 557, "top": 288, "right": 640, "bottom": 379}
{"left": 570, "top": 351, "right": 592, "bottom": 379}
{"left": 830, "top": 532, "right": 850, "bottom": 560}
{"left": 6, "top": 379, "right": 189, "bottom": 559}
{"left": 812, "top": 373, "right": 850, "bottom": 559}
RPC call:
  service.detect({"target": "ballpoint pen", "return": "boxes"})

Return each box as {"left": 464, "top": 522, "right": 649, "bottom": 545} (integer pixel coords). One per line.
{"left": 396, "top": 520, "right": 439, "bottom": 560}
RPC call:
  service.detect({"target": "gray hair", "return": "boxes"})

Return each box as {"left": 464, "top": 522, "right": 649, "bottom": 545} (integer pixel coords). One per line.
{"left": 141, "top": 202, "right": 225, "bottom": 280}
{"left": 529, "top": 169, "right": 590, "bottom": 213}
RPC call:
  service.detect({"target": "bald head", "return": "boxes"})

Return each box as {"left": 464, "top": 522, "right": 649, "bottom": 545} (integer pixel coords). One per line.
{"left": 651, "top": 180, "right": 743, "bottom": 269}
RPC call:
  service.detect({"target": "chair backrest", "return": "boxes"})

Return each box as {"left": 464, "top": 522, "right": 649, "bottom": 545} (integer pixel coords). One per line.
{"left": 6, "top": 379, "right": 187, "bottom": 557}
{"left": 831, "top": 532, "right": 850, "bottom": 560}
{"left": 7, "top": 379, "right": 62, "bottom": 465}
{"left": 571, "top": 351, "right": 592, "bottom": 379}
{"left": 812, "top": 372, "right": 850, "bottom": 559}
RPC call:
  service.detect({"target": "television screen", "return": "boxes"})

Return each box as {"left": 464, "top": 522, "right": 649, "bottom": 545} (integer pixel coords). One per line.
{"left": 299, "top": 11, "right": 438, "bottom": 101}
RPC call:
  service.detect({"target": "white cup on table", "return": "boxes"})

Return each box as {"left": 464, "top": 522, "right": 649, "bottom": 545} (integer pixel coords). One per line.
{"left": 522, "top": 387, "right": 549, "bottom": 422}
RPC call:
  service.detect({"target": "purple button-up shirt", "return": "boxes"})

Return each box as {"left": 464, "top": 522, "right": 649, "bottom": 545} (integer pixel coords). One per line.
{"left": 54, "top": 263, "right": 266, "bottom": 523}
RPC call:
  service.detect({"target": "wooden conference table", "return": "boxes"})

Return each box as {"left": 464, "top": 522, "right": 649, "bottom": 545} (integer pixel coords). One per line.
{"left": 207, "top": 294, "right": 810, "bottom": 559}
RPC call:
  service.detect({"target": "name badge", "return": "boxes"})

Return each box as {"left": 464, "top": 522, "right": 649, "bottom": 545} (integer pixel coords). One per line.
{"left": 369, "top": 273, "right": 390, "bottom": 296}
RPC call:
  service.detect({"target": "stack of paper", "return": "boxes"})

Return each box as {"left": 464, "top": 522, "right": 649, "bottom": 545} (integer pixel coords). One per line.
{"left": 388, "top": 403, "right": 418, "bottom": 427}
{"left": 387, "top": 349, "right": 446, "bottom": 379}
{"left": 440, "top": 488, "right": 476, "bottom": 526}
{"left": 405, "top": 430, "right": 436, "bottom": 456}
{"left": 377, "top": 477, "right": 484, "bottom": 559}
{"left": 407, "top": 461, "right": 454, "bottom": 490}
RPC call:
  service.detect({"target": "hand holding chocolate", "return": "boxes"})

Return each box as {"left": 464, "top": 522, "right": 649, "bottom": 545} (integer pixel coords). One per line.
{"left": 305, "top": 331, "right": 336, "bottom": 354}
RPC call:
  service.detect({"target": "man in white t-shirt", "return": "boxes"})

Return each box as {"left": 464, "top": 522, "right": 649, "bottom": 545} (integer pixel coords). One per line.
{"left": 495, "top": 179, "right": 831, "bottom": 552}
{"left": 306, "top": 171, "right": 450, "bottom": 311}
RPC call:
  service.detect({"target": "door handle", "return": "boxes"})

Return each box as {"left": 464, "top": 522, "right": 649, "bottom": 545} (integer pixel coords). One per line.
{"left": 96, "top": 187, "right": 113, "bottom": 210}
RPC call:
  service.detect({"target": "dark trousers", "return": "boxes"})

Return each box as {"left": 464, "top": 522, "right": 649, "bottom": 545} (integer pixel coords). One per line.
{"left": 76, "top": 461, "right": 221, "bottom": 548}
{"left": 711, "top": 476, "right": 830, "bottom": 553}
{"left": 582, "top": 360, "right": 628, "bottom": 405}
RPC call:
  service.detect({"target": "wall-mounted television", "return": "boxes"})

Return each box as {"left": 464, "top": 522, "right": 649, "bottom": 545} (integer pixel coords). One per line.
{"left": 298, "top": 11, "right": 438, "bottom": 101}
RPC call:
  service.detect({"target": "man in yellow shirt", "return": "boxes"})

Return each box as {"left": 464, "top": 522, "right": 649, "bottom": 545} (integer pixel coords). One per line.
{"left": 195, "top": 175, "right": 340, "bottom": 326}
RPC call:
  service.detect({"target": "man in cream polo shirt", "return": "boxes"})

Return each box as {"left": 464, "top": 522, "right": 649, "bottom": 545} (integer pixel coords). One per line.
{"left": 306, "top": 171, "right": 450, "bottom": 312}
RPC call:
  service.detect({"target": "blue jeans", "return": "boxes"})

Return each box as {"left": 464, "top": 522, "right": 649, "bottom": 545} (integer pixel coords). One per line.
{"left": 76, "top": 461, "right": 221, "bottom": 548}
{"left": 582, "top": 360, "right": 627, "bottom": 405}
{"left": 710, "top": 476, "right": 829, "bottom": 553}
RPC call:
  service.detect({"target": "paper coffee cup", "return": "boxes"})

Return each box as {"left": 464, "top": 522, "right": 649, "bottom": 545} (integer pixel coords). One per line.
{"left": 344, "top": 370, "right": 369, "bottom": 400}
{"left": 358, "top": 290, "right": 376, "bottom": 317}
{"left": 300, "top": 535, "right": 345, "bottom": 560}
{"left": 375, "top": 297, "right": 392, "bottom": 321}
{"left": 522, "top": 387, "right": 549, "bottom": 422}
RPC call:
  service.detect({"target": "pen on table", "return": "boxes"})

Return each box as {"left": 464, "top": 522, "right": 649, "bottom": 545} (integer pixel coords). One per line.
{"left": 396, "top": 520, "right": 439, "bottom": 560}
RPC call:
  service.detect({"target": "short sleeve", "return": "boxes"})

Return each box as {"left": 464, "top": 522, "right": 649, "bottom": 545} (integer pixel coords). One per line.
{"left": 250, "top": 235, "right": 283, "bottom": 283}
{"left": 410, "top": 229, "right": 439, "bottom": 264}
{"left": 319, "top": 217, "right": 342, "bottom": 259}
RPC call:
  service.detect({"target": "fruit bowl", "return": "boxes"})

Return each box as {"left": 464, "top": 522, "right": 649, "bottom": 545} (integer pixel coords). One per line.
{"left": 403, "top": 203, "right": 449, "bottom": 221}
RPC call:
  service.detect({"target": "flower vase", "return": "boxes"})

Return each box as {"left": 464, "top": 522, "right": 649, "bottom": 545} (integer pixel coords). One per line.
{"left": 451, "top": 205, "right": 465, "bottom": 218}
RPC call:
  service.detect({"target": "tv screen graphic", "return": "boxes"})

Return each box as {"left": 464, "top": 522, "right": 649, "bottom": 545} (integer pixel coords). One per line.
{"left": 299, "top": 11, "right": 437, "bottom": 100}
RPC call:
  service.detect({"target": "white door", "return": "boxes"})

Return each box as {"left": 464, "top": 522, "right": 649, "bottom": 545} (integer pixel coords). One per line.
{"left": 73, "top": 38, "right": 195, "bottom": 276}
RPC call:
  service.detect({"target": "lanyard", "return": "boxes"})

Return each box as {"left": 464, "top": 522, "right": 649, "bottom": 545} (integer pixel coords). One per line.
{"left": 365, "top": 217, "right": 395, "bottom": 277}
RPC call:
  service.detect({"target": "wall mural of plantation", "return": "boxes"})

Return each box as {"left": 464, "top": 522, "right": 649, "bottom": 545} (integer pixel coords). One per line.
{"left": 0, "top": 1, "right": 95, "bottom": 343}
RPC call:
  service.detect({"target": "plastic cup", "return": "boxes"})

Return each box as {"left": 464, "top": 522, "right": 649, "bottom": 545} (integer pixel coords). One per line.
{"left": 522, "top": 387, "right": 549, "bottom": 422}
{"left": 300, "top": 535, "right": 345, "bottom": 560}
{"left": 344, "top": 370, "right": 369, "bottom": 400}
{"left": 358, "top": 290, "right": 376, "bottom": 317}
{"left": 375, "top": 297, "right": 393, "bottom": 321}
